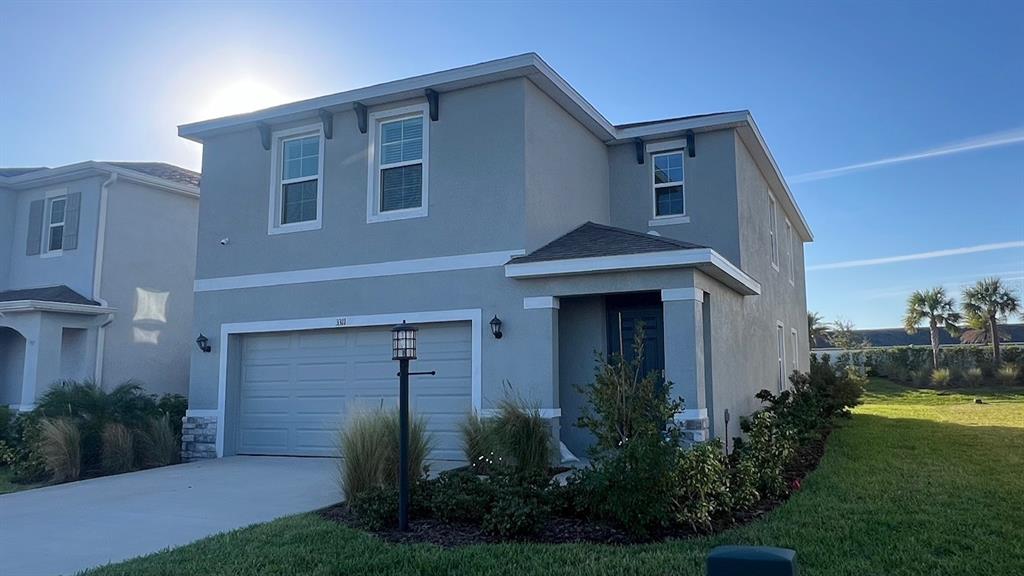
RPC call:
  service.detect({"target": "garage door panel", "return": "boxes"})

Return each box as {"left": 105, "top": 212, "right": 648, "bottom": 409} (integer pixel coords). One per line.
{"left": 238, "top": 322, "right": 471, "bottom": 459}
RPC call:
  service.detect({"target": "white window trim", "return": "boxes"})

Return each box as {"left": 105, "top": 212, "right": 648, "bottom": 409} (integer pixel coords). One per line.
{"left": 651, "top": 150, "right": 686, "bottom": 222}
{"left": 41, "top": 189, "right": 68, "bottom": 258}
{"left": 267, "top": 124, "right": 325, "bottom": 235}
{"left": 785, "top": 218, "right": 795, "bottom": 285}
{"left": 776, "top": 320, "right": 786, "bottom": 391}
{"left": 768, "top": 191, "right": 779, "bottom": 271}
{"left": 791, "top": 327, "right": 799, "bottom": 372}
{"left": 366, "top": 103, "right": 429, "bottom": 223}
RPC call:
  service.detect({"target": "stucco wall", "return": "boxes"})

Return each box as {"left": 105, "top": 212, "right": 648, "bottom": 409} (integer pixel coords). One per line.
{"left": 194, "top": 78, "right": 528, "bottom": 281}
{"left": 524, "top": 80, "right": 609, "bottom": 251}
{"left": 608, "top": 129, "right": 742, "bottom": 264}
{"left": 0, "top": 187, "right": 15, "bottom": 290}
{"left": 98, "top": 178, "right": 197, "bottom": 396}
{"left": 6, "top": 176, "right": 102, "bottom": 297}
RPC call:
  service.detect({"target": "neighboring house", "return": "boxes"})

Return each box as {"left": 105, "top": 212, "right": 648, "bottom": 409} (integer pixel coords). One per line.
{"left": 0, "top": 162, "right": 200, "bottom": 410}
{"left": 812, "top": 324, "right": 1024, "bottom": 350}
{"left": 178, "top": 53, "right": 812, "bottom": 462}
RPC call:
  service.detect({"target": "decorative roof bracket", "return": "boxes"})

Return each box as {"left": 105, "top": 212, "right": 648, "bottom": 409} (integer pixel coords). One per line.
{"left": 318, "top": 109, "right": 334, "bottom": 140}
{"left": 425, "top": 89, "right": 439, "bottom": 121}
{"left": 634, "top": 138, "right": 645, "bottom": 164}
{"left": 354, "top": 102, "right": 368, "bottom": 134}
{"left": 257, "top": 123, "right": 272, "bottom": 151}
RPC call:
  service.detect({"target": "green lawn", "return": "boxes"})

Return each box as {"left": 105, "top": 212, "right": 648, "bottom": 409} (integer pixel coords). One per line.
{"left": 84, "top": 379, "right": 1024, "bottom": 576}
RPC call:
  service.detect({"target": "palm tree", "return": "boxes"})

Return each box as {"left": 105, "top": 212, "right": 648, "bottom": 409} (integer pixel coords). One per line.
{"left": 807, "top": 312, "right": 831, "bottom": 347}
{"left": 962, "top": 278, "right": 1022, "bottom": 364}
{"left": 903, "top": 287, "right": 960, "bottom": 369}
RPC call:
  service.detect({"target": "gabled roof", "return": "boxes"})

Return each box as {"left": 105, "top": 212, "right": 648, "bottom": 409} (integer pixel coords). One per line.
{"left": 509, "top": 222, "right": 704, "bottom": 264}
{"left": 0, "top": 285, "right": 99, "bottom": 306}
{"left": 176, "top": 53, "right": 811, "bottom": 241}
{"left": 0, "top": 161, "right": 199, "bottom": 196}
{"left": 105, "top": 162, "right": 200, "bottom": 187}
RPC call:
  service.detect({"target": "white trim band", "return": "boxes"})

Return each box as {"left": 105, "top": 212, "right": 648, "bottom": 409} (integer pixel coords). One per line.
{"left": 523, "top": 296, "right": 560, "bottom": 310}
{"left": 661, "top": 288, "right": 703, "bottom": 302}
{"left": 506, "top": 248, "right": 761, "bottom": 296}
{"left": 195, "top": 249, "right": 525, "bottom": 292}
{"left": 0, "top": 301, "right": 116, "bottom": 315}
{"left": 481, "top": 408, "right": 561, "bottom": 419}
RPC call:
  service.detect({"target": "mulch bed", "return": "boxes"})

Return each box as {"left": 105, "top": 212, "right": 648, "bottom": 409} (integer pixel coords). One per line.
{"left": 319, "top": 428, "right": 831, "bottom": 547}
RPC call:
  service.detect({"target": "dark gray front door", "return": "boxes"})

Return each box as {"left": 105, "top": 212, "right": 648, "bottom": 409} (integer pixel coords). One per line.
{"left": 606, "top": 293, "right": 665, "bottom": 381}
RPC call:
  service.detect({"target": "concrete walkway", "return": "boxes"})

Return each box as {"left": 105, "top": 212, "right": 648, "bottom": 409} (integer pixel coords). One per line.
{"left": 0, "top": 456, "right": 339, "bottom": 576}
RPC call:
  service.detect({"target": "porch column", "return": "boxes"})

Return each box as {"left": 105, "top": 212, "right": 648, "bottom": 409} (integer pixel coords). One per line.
{"left": 522, "top": 297, "right": 561, "bottom": 456}
{"left": 17, "top": 312, "right": 63, "bottom": 410}
{"left": 661, "top": 288, "right": 709, "bottom": 443}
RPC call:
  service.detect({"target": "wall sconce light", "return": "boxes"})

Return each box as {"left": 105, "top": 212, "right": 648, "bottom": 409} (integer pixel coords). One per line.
{"left": 489, "top": 315, "right": 503, "bottom": 339}
{"left": 195, "top": 333, "right": 211, "bottom": 353}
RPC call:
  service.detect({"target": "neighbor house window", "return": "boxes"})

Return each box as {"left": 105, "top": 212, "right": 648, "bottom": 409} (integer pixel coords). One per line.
{"left": 776, "top": 322, "right": 786, "bottom": 391}
{"left": 367, "top": 104, "right": 428, "bottom": 222}
{"left": 652, "top": 151, "right": 685, "bottom": 217}
{"left": 791, "top": 328, "right": 799, "bottom": 372}
{"left": 46, "top": 196, "right": 67, "bottom": 252}
{"left": 269, "top": 125, "right": 324, "bottom": 234}
{"left": 785, "top": 219, "right": 794, "bottom": 284}
{"left": 768, "top": 192, "right": 779, "bottom": 269}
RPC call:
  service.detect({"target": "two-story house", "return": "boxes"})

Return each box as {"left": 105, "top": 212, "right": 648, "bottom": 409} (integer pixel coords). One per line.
{"left": 0, "top": 162, "right": 200, "bottom": 409}
{"left": 178, "top": 54, "right": 812, "bottom": 462}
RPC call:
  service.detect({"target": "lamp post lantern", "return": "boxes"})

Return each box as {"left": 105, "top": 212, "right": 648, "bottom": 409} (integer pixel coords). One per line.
{"left": 391, "top": 321, "right": 432, "bottom": 531}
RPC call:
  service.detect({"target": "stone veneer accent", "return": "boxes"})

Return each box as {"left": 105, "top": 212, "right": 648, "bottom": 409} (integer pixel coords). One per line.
{"left": 181, "top": 415, "right": 218, "bottom": 461}
{"left": 673, "top": 412, "right": 710, "bottom": 445}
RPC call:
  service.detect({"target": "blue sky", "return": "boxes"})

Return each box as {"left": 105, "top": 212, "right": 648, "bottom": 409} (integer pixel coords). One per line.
{"left": 2, "top": 1, "right": 1021, "bottom": 329}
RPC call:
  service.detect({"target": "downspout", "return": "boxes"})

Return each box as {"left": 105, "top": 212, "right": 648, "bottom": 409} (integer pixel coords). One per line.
{"left": 92, "top": 172, "right": 117, "bottom": 385}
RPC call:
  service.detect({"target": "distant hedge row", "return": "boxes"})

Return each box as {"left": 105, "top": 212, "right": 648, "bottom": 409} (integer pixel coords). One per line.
{"left": 814, "top": 345, "right": 1023, "bottom": 385}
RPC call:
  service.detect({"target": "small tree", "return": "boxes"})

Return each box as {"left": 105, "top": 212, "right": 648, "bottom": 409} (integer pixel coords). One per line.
{"left": 962, "top": 278, "right": 1021, "bottom": 364}
{"left": 577, "top": 323, "right": 683, "bottom": 453}
{"left": 807, "top": 312, "right": 831, "bottom": 348}
{"left": 903, "top": 287, "right": 961, "bottom": 369}
{"left": 829, "top": 318, "right": 869, "bottom": 351}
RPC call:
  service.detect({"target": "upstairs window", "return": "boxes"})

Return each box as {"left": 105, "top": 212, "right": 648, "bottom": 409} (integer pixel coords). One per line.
{"left": 768, "top": 192, "right": 779, "bottom": 269}
{"left": 368, "top": 104, "right": 429, "bottom": 222}
{"left": 785, "top": 219, "right": 795, "bottom": 284}
{"left": 47, "top": 196, "right": 67, "bottom": 252}
{"left": 652, "top": 151, "right": 685, "bottom": 217}
{"left": 269, "top": 125, "right": 323, "bottom": 234}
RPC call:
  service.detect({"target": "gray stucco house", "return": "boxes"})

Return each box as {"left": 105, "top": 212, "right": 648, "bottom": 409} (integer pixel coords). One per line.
{"left": 0, "top": 162, "right": 200, "bottom": 409}
{"left": 178, "top": 53, "right": 812, "bottom": 461}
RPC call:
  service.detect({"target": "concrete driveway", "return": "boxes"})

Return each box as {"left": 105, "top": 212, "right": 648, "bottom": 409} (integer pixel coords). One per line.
{"left": 0, "top": 456, "right": 339, "bottom": 576}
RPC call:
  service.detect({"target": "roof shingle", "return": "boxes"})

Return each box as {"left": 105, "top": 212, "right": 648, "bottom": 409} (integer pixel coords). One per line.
{"left": 0, "top": 285, "right": 100, "bottom": 306}
{"left": 509, "top": 222, "right": 704, "bottom": 264}
{"left": 105, "top": 162, "right": 201, "bottom": 187}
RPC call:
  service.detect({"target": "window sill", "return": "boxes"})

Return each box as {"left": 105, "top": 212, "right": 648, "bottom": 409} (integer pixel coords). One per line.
{"left": 268, "top": 220, "right": 322, "bottom": 235}
{"left": 367, "top": 207, "right": 428, "bottom": 223}
{"left": 41, "top": 250, "right": 63, "bottom": 259}
{"left": 648, "top": 215, "right": 690, "bottom": 227}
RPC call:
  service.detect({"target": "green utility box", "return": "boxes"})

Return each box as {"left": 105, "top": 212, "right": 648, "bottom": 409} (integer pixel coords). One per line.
{"left": 706, "top": 545, "right": 798, "bottom": 575}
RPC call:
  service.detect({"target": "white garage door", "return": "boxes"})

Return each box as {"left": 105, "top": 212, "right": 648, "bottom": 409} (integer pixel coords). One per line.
{"left": 237, "top": 322, "right": 472, "bottom": 460}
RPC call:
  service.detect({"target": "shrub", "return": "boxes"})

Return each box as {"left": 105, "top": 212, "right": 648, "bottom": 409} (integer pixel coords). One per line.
{"left": 101, "top": 422, "right": 135, "bottom": 474}
{"left": 996, "top": 364, "right": 1021, "bottom": 386}
{"left": 37, "top": 417, "right": 81, "bottom": 483}
{"left": 460, "top": 411, "right": 500, "bottom": 473}
{"left": 157, "top": 394, "right": 187, "bottom": 438}
{"left": 137, "top": 414, "right": 179, "bottom": 468}
{"left": 674, "top": 439, "right": 730, "bottom": 531}
{"left": 349, "top": 485, "right": 399, "bottom": 530}
{"left": 726, "top": 453, "right": 760, "bottom": 512}
{"left": 338, "top": 409, "right": 433, "bottom": 501}
{"left": 1, "top": 413, "right": 47, "bottom": 483}
{"left": 930, "top": 368, "right": 952, "bottom": 387}
{"left": 576, "top": 433, "right": 679, "bottom": 538}
{"left": 0, "top": 405, "right": 14, "bottom": 445}
{"left": 481, "top": 471, "right": 550, "bottom": 538}
{"left": 430, "top": 468, "right": 496, "bottom": 523}
{"left": 964, "top": 367, "right": 985, "bottom": 387}
{"left": 491, "top": 399, "right": 553, "bottom": 476}
{"left": 738, "top": 411, "right": 795, "bottom": 499}
{"left": 35, "top": 380, "right": 160, "bottom": 474}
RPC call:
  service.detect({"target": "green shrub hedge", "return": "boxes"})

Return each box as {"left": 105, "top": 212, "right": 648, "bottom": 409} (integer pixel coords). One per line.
{"left": 817, "top": 345, "right": 1024, "bottom": 386}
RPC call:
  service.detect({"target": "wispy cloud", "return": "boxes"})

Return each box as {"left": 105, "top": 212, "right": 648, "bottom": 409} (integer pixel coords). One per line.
{"left": 808, "top": 241, "right": 1024, "bottom": 271}
{"left": 791, "top": 126, "right": 1024, "bottom": 183}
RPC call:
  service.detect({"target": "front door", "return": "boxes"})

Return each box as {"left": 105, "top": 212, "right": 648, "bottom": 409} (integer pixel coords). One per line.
{"left": 606, "top": 293, "right": 665, "bottom": 381}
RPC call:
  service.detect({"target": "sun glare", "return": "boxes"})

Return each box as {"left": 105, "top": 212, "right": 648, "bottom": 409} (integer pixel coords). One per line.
{"left": 201, "top": 79, "right": 289, "bottom": 119}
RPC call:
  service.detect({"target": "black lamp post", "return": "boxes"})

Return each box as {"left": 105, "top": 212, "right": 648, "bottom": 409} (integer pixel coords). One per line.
{"left": 391, "top": 321, "right": 433, "bottom": 531}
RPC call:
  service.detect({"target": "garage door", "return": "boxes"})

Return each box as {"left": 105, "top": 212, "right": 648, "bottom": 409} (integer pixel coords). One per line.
{"left": 237, "top": 322, "right": 472, "bottom": 460}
